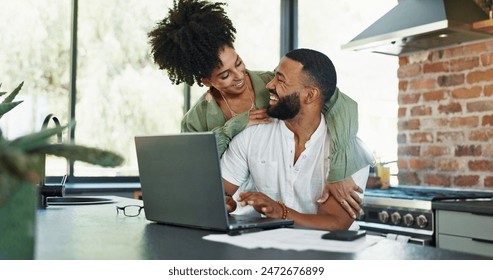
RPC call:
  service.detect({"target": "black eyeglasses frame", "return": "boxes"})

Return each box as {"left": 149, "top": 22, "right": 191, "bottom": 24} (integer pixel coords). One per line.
{"left": 116, "top": 205, "right": 144, "bottom": 217}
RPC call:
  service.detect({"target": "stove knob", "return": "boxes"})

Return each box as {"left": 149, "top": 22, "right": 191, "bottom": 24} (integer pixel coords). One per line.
{"left": 416, "top": 215, "right": 428, "bottom": 228}
{"left": 403, "top": 213, "right": 414, "bottom": 226}
{"left": 391, "top": 212, "right": 401, "bottom": 225}
{"left": 378, "top": 210, "right": 389, "bottom": 223}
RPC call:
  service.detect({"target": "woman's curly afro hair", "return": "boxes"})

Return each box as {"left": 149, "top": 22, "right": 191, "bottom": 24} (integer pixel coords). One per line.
{"left": 148, "top": 0, "right": 236, "bottom": 86}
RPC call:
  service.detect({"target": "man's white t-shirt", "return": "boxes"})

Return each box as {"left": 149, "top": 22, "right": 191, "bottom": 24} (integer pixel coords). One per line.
{"left": 221, "top": 115, "right": 369, "bottom": 220}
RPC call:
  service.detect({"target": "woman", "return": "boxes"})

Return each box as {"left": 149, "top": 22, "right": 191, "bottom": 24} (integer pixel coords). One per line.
{"left": 148, "top": 0, "right": 373, "bottom": 218}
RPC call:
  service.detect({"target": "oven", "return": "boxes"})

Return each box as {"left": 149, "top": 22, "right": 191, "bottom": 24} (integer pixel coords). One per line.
{"left": 357, "top": 185, "right": 493, "bottom": 246}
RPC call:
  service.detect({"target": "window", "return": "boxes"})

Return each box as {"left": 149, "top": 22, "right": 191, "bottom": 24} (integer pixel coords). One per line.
{"left": 298, "top": 0, "right": 399, "bottom": 183}
{"left": 0, "top": 0, "right": 71, "bottom": 177}
{"left": 74, "top": 0, "right": 182, "bottom": 177}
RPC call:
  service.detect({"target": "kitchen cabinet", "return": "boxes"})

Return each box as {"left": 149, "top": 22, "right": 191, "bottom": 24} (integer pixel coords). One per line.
{"left": 435, "top": 200, "right": 493, "bottom": 258}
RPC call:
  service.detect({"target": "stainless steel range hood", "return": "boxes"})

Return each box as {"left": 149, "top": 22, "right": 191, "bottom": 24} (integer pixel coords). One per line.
{"left": 342, "top": 0, "right": 492, "bottom": 56}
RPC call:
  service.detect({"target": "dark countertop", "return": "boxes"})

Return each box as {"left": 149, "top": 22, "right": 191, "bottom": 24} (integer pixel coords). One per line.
{"left": 35, "top": 196, "right": 490, "bottom": 260}
{"left": 433, "top": 199, "right": 493, "bottom": 215}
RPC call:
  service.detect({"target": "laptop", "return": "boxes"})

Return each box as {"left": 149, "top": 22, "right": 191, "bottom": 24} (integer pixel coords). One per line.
{"left": 134, "top": 132, "right": 293, "bottom": 232}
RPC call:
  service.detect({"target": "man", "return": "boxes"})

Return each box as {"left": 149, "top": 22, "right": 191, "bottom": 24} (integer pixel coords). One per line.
{"left": 221, "top": 49, "right": 370, "bottom": 230}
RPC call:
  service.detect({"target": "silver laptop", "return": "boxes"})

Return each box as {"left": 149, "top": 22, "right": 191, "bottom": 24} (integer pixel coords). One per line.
{"left": 135, "top": 132, "right": 293, "bottom": 232}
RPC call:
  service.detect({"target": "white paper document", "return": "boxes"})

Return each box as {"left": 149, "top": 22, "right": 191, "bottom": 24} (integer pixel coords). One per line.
{"left": 203, "top": 228, "right": 385, "bottom": 253}
{"left": 386, "top": 233, "right": 411, "bottom": 244}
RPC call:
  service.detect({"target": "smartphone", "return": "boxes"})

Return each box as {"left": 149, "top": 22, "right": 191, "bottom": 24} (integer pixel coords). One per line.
{"left": 321, "top": 230, "right": 366, "bottom": 241}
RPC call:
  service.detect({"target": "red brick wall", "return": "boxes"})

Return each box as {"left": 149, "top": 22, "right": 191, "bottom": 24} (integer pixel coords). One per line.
{"left": 397, "top": 40, "right": 493, "bottom": 189}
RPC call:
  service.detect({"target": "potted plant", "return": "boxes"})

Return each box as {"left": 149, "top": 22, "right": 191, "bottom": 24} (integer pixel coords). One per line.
{"left": 0, "top": 82, "right": 124, "bottom": 259}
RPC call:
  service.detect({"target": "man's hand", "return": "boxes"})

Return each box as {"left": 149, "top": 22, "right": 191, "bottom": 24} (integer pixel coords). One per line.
{"left": 225, "top": 195, "right": 237, "bottom": 213}
{"left": 237, "top": 192, "right": 283, "bottom": 218}
{"left": 317, "top": 177, "right": 363, "bottom": 219}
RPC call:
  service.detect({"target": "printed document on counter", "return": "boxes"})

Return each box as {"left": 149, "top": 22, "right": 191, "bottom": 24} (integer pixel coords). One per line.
{"left": 203, "top": 228, "right": 385, "bottom": 253}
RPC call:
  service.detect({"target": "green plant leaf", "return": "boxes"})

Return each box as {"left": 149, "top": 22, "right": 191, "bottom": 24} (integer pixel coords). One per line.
{"left": 29, "top": 144, "right": 124, "bottom": 167}
{"left": 9, "top": 125, "right": 68, "bottom": 151}
{"left": 0, "top": 147, "right": 40, "bottom": 182}
{"left": 1, "top": 81, "right": 24, "bottom": 104}
{"left": 0, "top": 171, "right": 25, "bottom": 206}
{"left": 0, "top": 101, "right": 23, "bottom": 119}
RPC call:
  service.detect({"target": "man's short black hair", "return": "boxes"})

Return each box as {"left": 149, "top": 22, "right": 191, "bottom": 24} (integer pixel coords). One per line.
{"left": 284, "top": 48, "right": 337, "bottom": 103}
{"left": 148, "top": 0, "right": 236, "bottom": 86}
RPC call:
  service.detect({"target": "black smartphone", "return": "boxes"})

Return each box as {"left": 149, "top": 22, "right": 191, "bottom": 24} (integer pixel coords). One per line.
{"left": 321, "top": 230, "right": 366, "bottom": 241}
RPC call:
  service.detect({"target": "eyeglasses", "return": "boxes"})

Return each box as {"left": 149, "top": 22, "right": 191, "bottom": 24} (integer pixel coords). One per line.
{"left": 116, "top": 205, "right": 144, "bottom": 217}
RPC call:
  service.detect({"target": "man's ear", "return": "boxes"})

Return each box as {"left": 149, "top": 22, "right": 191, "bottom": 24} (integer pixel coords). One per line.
{"left": 304, "top": 86, "right": 322, "bottom": 104}
{"left": 201, "top": 78, "right": 212, "bottom": 87}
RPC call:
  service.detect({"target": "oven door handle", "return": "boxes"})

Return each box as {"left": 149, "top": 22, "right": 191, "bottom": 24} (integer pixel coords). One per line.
{"left": 471, "top": 237, "right": 493, "bottom": 244}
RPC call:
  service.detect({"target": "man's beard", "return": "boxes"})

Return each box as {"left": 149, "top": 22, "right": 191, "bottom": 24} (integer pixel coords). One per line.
{"left": 267, "top": 90, "right": 301, "bottom": 120}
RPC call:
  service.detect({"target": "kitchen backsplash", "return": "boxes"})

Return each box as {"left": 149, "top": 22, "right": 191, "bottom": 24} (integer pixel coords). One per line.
{"left": 397, "top": 38, "right": 493, "bottom": 189}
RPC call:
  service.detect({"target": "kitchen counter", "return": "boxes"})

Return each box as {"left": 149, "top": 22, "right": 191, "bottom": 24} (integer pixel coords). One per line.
{"left": 433, "top": 199, "right": 493, "bottom": 215}
{"left": 35, "top": 196, "right": 489, "bottom": 260}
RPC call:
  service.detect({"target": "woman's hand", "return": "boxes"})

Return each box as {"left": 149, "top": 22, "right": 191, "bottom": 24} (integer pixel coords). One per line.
{"left": 317, "top": 177, "right": 363, "bottom": 219}
{"left": 247, "top": 109, "right": 271, "bottom": 127}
